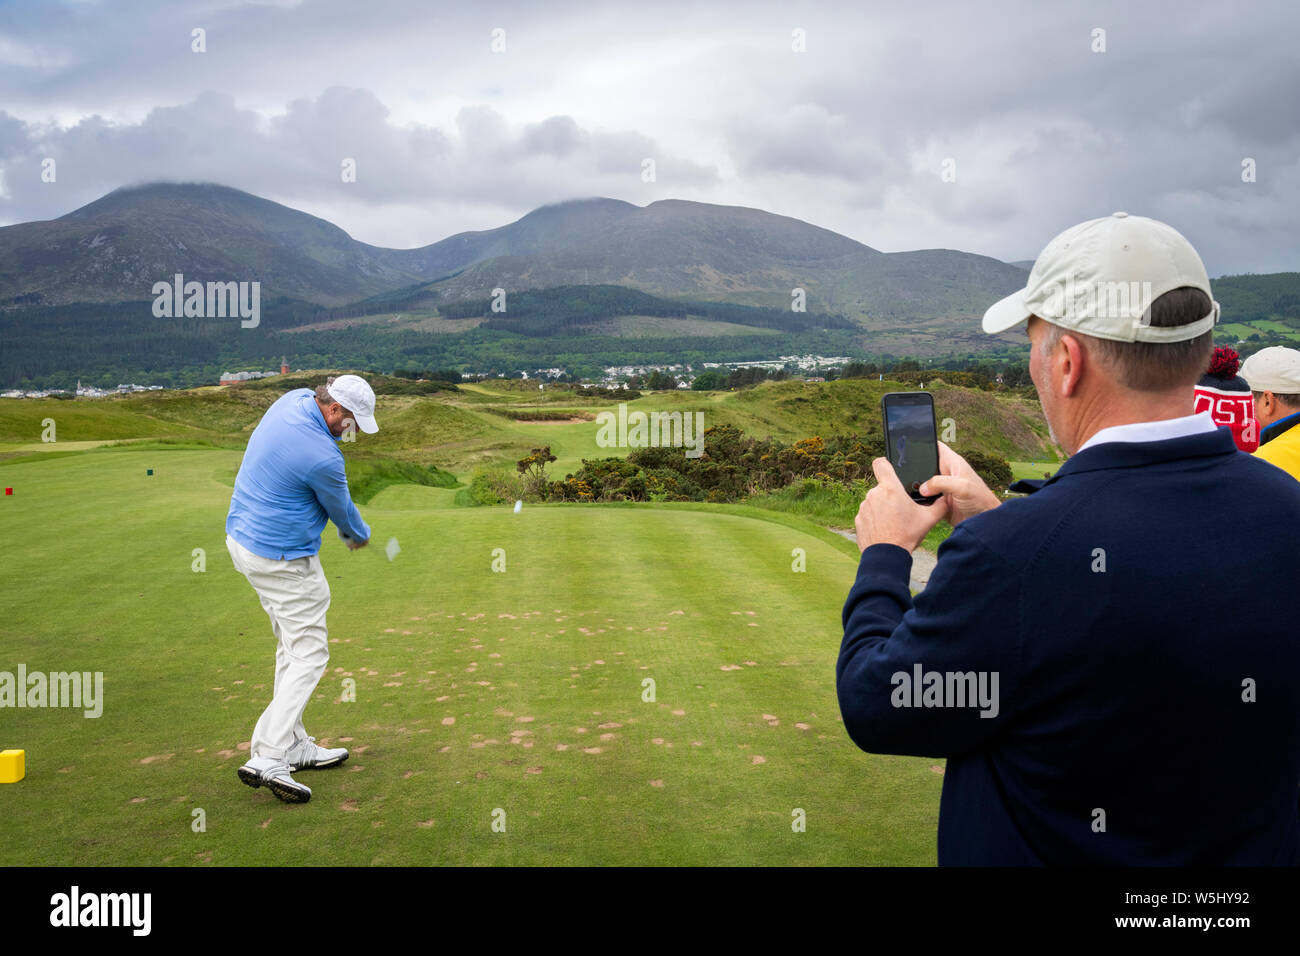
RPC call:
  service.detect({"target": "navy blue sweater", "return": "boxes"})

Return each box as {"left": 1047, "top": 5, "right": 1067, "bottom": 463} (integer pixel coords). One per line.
{"left": 838, "top": 427, "right": 1300, "bottom": 865}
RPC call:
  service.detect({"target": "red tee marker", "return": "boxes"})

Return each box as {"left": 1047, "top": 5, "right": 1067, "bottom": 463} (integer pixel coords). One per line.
{"left": 4, "top": 488, "right": 11, "bottom": 495}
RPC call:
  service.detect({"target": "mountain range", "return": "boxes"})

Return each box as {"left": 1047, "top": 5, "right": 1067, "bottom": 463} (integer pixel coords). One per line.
{"left": 0, "top": 182, "right": 1030, "bottom": 324}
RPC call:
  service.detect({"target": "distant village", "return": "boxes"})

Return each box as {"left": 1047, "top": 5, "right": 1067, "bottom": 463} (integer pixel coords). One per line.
{"left": 1, "top": 354, "right": 852, "bottom": 397}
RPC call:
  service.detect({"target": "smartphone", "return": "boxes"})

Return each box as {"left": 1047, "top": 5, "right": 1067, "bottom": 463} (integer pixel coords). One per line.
{"left": 881, "top": 391, "right": 941, "bottom": 504}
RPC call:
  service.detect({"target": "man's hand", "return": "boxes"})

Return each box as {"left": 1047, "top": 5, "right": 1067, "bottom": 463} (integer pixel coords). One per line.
{"left": 855, "top": 457, "right": 946, "bottom": 553}
{"left": 917, "top": 441, "right": 1001, "bottom": 527}
{"left": 339, "top": 530, "right": 369, "bottom": 550}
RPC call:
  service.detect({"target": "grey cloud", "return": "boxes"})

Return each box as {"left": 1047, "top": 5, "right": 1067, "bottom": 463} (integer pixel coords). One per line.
{"left": 0, "top": 0, "right": 1293, "bottom": 272}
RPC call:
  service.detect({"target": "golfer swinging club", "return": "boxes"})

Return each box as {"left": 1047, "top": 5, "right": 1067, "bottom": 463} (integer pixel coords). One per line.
{"left": 225, "top": 375, "right": 378, "bottom": 803}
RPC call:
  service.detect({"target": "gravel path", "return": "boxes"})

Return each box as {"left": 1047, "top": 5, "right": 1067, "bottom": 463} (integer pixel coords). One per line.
{"left": 829, "top": 527, "right": 938, "bottom": 592}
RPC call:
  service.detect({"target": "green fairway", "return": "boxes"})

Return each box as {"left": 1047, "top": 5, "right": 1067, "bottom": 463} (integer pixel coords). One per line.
{"left": 1009, "top": 460, "right": 1061, "bottom": 482}
{"left": 0, "top": 444, "right": 942, "bottom": 866}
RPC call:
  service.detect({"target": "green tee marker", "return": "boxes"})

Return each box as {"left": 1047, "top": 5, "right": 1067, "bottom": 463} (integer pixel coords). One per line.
{"left": 147, "top": 469, "right": 153, "bottom": 476}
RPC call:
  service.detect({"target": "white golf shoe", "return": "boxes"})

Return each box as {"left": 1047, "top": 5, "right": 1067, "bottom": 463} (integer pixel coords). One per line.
{"left": 285, "top": 735, "right": 349, "bottom": 771}
{"left": 237, "top": 757, "right": 312, "bottom": 803}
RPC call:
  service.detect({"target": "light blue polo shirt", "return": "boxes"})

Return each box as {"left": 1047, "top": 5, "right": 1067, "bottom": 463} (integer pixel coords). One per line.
{"left": 226, "top": 389, "right": 371, "bottom": 559}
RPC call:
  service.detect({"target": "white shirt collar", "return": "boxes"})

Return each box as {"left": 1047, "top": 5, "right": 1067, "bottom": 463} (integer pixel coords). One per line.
{"left": 1075, "top": 411, "right": 1218, "bottom": 454}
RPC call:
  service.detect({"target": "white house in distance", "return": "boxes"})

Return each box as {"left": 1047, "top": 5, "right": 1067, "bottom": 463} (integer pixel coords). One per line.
{"left": 220, "top": 356, "right": 289, "bottom": 386}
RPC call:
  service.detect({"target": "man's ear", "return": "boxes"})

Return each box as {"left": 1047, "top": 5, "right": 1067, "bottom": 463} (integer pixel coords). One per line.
{"left": 1057, "top": 333, "right": 1086, "bottom": 398}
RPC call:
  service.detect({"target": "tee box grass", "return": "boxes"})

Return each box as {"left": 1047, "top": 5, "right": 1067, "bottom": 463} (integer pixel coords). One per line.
{"left": 0, "top": 444, "right": 942, "bottom": 866}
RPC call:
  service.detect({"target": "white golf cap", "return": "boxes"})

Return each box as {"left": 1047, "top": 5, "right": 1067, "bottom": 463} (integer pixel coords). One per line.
{"left": 1240, "top": 346, "right": 1300, "bottom": 394}
{"left": 983, "top": 212, "right": 1220, "bottom": 343}
{"left": 326, "top": 374, "right": 379, "bottom": 433}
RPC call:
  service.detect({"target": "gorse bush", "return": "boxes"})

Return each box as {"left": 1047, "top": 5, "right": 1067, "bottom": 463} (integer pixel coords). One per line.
{"left": 540, "top": 423, "right": 1012, "bottom": 505}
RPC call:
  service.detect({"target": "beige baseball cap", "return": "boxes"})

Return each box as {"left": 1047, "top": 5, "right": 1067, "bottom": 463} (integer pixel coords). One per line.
{"left": 983, "top": 212, "right": 1220, "bottom": 343}
{"left": 326, "top": 374, "right": 379, "bottom": 433}
{"left": 1240, "top": 347, "right": 1300, "bottom": 393}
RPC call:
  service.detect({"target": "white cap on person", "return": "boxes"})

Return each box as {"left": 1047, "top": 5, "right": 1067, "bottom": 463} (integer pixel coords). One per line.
{"left": 326, "top": 374, "right": 379, "bottom": 433}
{"left": 1240, "top": 347, "right": 1300, "bottom": 394}
{"left": 982, "top": 212, "right": 1220, "bottom": 343}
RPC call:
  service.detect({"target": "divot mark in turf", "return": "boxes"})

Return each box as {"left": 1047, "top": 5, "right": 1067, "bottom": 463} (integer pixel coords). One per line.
{"left": 340, "top": 800, "right": 360, "bottom": 811}
{"left": 582, "top": 747, "right": 602, "bottom": 754}
{"left": 525, "top": 766, "right": 542, "bottom": 775}
{"left": 597, "top": 721, "right": 622, "bottom": 729}
{"left": 931, "top": 766, "right": 945, "bottom": 775}
{"left": 139, "top": 754, "right": 174, "bottom": 764}
{"left": 672, "top": 709, "right": 685, "bottom": 716}
{"left": 441, "top": 717, "right": 455, "bottom": 725}
{"left": 129, "top": 797, "right": 147, "bottom": 804}
{"left": 752, "top": 756, "right": 767, "bottom": 765}
{"left": 651, "top": 738, "right": 665, "bottom": 745}
{"left": 795, "top": 723, "right": 811, "bottom": 730}
{"left": 258, "top": 818, "right": 271, "bottom": 829}
{"left": 650, "top": 780, "right": 665, "bottom": 788}
{"left": 237, "top": 741, "right": 251, "bottom": 751}
{"left": 720, "top": 665, "right": 742, "bottom": 671}
{"left": 599, "top": 733, "right": 616, "bottom": 741}
{"left": 416, "top": 820, "right": 435, "bottom": 828}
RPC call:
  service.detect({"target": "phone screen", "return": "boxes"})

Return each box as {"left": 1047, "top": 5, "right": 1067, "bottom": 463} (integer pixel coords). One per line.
{"left": 882, "top": 392, "right": 940, "bottom": 502}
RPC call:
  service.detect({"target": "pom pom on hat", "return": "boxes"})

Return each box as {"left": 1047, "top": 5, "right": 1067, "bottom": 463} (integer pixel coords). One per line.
{"left": 1206, "top": 346, "right": 1240, "bottom": 380}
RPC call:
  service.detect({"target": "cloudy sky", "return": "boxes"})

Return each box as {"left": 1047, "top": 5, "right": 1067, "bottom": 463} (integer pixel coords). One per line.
{"left": 0, "top": 0, "right": 1295, "bottom": 274}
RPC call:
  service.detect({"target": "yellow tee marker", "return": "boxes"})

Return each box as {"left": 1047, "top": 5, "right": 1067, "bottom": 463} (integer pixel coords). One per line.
{"left": 0, "top": 750, "right": 25, "bottom": 783}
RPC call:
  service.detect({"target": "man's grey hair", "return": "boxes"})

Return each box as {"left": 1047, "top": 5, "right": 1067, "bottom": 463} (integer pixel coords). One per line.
{"left": 1037, "top": 287, "right": 1215, "bottom": 393}
{"left": 1250, "top": 389, "right": 1300, "bottom": 409}
{"left": 314, "top": 378, "right": 336, "bottom": 404}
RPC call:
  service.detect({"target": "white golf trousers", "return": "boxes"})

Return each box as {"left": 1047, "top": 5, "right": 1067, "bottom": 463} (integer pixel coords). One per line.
{"left": 225, "top": 534, "right": 331, "bottom": 759}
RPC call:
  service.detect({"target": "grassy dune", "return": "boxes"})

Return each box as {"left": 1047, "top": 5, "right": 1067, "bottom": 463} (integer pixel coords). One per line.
{"left": 0, "top": 377, "right": 1058, "bottom": 479}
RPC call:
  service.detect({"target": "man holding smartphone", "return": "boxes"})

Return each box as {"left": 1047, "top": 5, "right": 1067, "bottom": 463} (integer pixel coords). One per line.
{"left": 837, "top": 213, "right": 1300, "bottom": 865}
{"left": 225, "top": 374, "right": 378, "bottom": 804}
